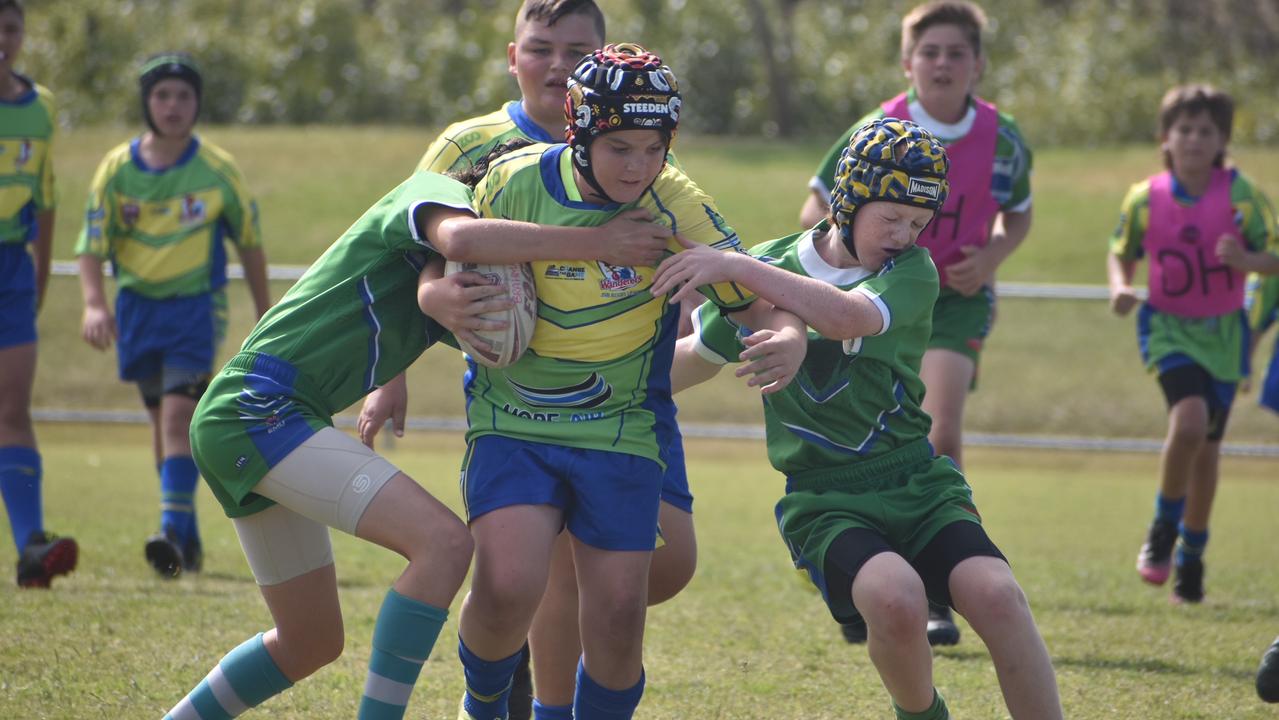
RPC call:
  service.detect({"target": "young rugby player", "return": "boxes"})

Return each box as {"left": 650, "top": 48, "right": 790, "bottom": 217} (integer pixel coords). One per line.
{"left": 360, "top": 4, "right": 705, "bottom": 716}
{"left": 0, "top": 0, "right": 78, "bottom": 588}
{"left": 167, "top": 148, "right": 686, "bottom": 719}
{"left": 76, "top": 53, "right": 271, "bottom": 579}
{"left": 799, "top": 1, "right": 1033, "bottom": 645}
{"left": 1109, "top": 84, "right": 1279, "bottom": 603}
{"left": 656, "top": 118, "right": 1063, "bottom": 720}
{"left": 1244, "top": 273, "right": 1279, "bottom": 414}
{"left": 452, "top": 44, "right": 803, "bottom": 720}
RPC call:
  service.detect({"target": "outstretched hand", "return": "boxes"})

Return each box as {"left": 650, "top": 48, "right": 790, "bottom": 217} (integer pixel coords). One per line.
{"left": 651, "top": 234, "right": 744, "bottom": 304}
{"left": 736, "top": 325, "right": 807, "bottom": 395}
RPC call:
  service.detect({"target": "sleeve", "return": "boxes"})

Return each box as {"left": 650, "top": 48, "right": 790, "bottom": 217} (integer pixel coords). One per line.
{"left": 1234, "top": 174, "right": 1277, "bottom": 255}
{"left": 648, "top": 168, "right": 755, "bottom": 310}
{"left": 690, "top": 298, "right": 747, "bottom": 366}
{"left": 852, "top": 249, "right": 940, "bottom": 336}
{"left": 74, "top": 156, "right": 116, "bottom": 258}
{"left": 385, "top": 172, "right": 476, "bottom": 253}
{"left": 34, "top": 92, "right": 57, "bottom": 211}
{"left": 995, "top": 113, "right": 1033, "bottom": 213}
{"left": 809, "top": 109, "right": 884, "bottom": 201}
{"left": 1108, "top": 181, "right": 1150, "bottom": 261}
{"left": 1247, "top": 274, "right": 1279, "bottom": 334}
{"left": 218, "top": 160, "right": 261, "bottom": 249}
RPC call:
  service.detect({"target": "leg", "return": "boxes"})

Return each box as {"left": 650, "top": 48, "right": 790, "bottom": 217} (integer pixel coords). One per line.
{"left": 528, "top": 531, "right": 580, "bottom": 710}
{"left": 0, "top": 342, "right": 41, "bottom": 548}
{"left": 460, "top": 505, "right": 561, "bottom": 719}
{"left": 145, "top": 391, "right": 203, "bottom": 577}
{"left": 1137, "top": 394, "right": 1207, "bottom": 585}
{"left": 1171, "top": 438, "right": 1221, "bottom": 603}
{"left": 919, "top": 348, "right": 975, "bottom": 469}
{"left": 950, "top": 557, "right": 1063, "bottom": 720}
{"left": 851, "top": 553, "right": 935, "bottom": 713}
{"left": 571, "top": 537, "right": 652, "bottom": 718}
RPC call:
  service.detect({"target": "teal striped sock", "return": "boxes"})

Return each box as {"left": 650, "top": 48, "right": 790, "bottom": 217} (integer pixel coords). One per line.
{"left": 164, "top": 633, "right": 292, "bottom": 719}
{"left": 894, "top": 688, "right": 949, "bottom": 720}
{"left": 358, "top": 589, "right": 448, "bottom": 719}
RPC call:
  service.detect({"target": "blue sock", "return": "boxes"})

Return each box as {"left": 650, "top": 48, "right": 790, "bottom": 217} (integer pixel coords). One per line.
{"left": 533, "top": 700, "right": 574, "bottom": 720}
{"left": 459, "top": 638, "right": 523, "bottom": 719}
{"left": 1154, "top": 493, "right": 1185, "bottom": 524}
{"left": 573, "top": 659, "right": 645, "bottom": 720}
{"left": 0, "top": 446, "right": 43, "bottom": 553}
{"left": 163, "top": 632, "right": 293, "bottom": 719}
{"left": 160, "top": 456, "right": 199, "bottom": 543}
{"left": 1176, "top": 524, "right": 1209, "bottom": 565}
{"left": 358, "top": 589, "right": 448, "bottom": 719}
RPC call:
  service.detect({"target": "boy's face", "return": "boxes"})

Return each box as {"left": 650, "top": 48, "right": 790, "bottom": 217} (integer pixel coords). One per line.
{"left": 844, "top": 201, "right": 934, "bottom": 271}
{"left": 508, "top": 13, "right": 602, "bottom": 131}
{"left": 1163, "top": 109, "right": 1226, "bottom": 175}
{"left": 903, "top": 23, "right": 983, "bottom": 109}
{"left": 0, "top": 9, "right": 23, "bottom": 73}
{"left": 581, "top": 129, "right": 668, "bottom": 204}
{"left": 147, "top": 78, "right": 199, "bottom": 138}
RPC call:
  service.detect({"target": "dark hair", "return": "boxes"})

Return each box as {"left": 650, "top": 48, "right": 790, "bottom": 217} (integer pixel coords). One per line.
{"left": 0, "top": 0, "right": 23, "bottom": 19}
{"left": 517, "top": 0, "right": 605, "bottom": 41}
{"left": 901, "top": 1, "right": 986, "bottom": 58}
{"left": 448, "top": 138, "right": 536, "bottom": 189}
{"left": 1158, "top": 84, "right": 1234, "bottom": 169}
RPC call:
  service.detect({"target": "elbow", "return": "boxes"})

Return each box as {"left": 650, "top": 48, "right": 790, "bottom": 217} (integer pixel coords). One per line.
{"left": 431, "top": 218, "right": 476, "bottom": 261}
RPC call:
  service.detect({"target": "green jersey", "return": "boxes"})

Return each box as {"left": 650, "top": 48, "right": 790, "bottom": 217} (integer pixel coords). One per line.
{"left": 238, "top": 172, "right": 471, "bottom": 415}
{"left": 466, "top": 143, "right": 754, "bottom": 463}
{"left": 810, "top": 89, "right": 1032, "bottom": 214}
{"left": 75, "top": 136, "right": 261, "bottom": 298}
{"left": 0, "top": 76, "right": 56, "bottom": 244}
{"left": 694, "top": 224, "right": 939, "bottom": 479}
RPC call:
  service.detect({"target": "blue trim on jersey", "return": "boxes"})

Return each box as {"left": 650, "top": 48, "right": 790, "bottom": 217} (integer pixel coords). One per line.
{"left": 1136, "top": 303, "right": 1155, "bottom": 364}
{"left": 1169, "top": 168, "right": 1240, "bottom": 204}
{"left": 508, "top": 101, "right": 557, "bottom": 143}
{"left": 238, "top": 354, "right": 317, "bottom": 469}
{"left": 358, "top": 276, "right": 382, "bottom": 392}
{"left": 129, "top": 135, "right": 201, "bottom": 174}
{"left": 0, "top": 73, "right": 38, "bottom": 106}
{"left": 209, "top": 217, "right": 229, "bottom": 291}
{"left": 539, "top": 146, "right": 622, "bottom": 211}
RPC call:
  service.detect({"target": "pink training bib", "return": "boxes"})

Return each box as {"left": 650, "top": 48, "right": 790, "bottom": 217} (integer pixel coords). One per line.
{"left": 882, "top": 93, "right": 1001, "bottom": 287}
{"left": 1143, "top": 169, "right": 1244, "bottom": 317}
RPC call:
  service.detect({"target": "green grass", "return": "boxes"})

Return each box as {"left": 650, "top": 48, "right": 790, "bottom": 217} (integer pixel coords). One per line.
{"left": 30, "top": 126, "right": 1279, "bottom": 442}
{"left": 2, "top": 425, "right": 1276, "bottom": 718}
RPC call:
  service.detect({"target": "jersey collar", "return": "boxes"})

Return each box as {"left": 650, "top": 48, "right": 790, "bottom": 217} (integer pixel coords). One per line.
{"left": 130, "top": 135, "right": 201, "bottom": 174}
{"left": 905, "top": 87, "right": 976, "bottom": 141}
{"left": 509, "top": 100, "right": 559, "bottom": 144}
{"left": 0, "top": 73, "right": 37, "bottom": 106}
{"left": 797, "top": 223, "right": 873, "bottom": 286}
{"left": 538, "top": 145, "right": 622, "bottom": 211}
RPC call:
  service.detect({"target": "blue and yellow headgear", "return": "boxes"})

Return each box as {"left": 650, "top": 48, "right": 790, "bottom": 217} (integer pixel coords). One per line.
{"left": 830, "top": 118, "right": 950, "bottom": 258}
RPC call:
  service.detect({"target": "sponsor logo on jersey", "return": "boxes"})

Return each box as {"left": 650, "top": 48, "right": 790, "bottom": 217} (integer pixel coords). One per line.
{"left": 907, "top": 176, "right": 941, "bottom": 201}
{"left": 15, "top": 139, "right": 32, "bottom": 169}
{"left": 180, "top": 194, "right": 207, "bottom": 225}
{"left": 501, "top": 403, "right": 560, "bottom": 422}
{"left": 597, "top": 262, "right": 643, "bottom": 292}
{"left": 1178, "top": 224, "right": 1201, "bottom": 244}
{"left": 121, "top": 203, "right": 141, "bottom": 227}
{"left": 508, "top": 372, "right": 613, "bottom": 409}
{"left": 545, "top": 264, "right": 587, "bottom": 280}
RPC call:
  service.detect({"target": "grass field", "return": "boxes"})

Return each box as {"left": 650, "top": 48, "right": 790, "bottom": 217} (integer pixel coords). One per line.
{"left": 26, "top": 127, "right": 1279, "bottom": 441}
{"left": 2, "top": 425, "right": 1276, "bottom": 719}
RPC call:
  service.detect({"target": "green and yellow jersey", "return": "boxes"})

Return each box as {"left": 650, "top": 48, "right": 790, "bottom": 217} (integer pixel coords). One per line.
{"left": 0, "top": 75, "right": 56, "bottom": 245}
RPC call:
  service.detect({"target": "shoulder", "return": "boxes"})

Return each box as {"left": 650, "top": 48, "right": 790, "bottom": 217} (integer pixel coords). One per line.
{"left": 1229, "top": 168, "right": 1269, "bottom": 198}
{"left": 400, "top": 170, "right": 473, "bottom": 206}
{"left": 892, "top": 245, "right": 939, "bottom": 283}
{"left": 31, "top": 82, "right": 57, "bottom": 119}
{"left": 437, "top": 106, "right": 516, "bottom": 146}
{"left": 650, "top": 162, "right": 713, "bottom": 204}
{"left": 93, "top": 141, "right": 135, "bottom": 179}
{"left": 196, "top": 140, "right": 250, "bottom": 187}
{"left": 749, "top": 234, "right": 801, "bottom": 263}
{"left": 472, "top": 143, "right": 554, "bottom": 204}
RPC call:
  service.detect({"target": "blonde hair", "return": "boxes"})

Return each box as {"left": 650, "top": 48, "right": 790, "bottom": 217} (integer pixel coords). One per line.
{"left": 901, "top": 1, "right": 987, "bottom": 59}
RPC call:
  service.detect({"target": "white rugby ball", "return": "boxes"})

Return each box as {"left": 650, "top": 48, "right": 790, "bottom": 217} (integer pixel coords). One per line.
{"left": 443, "top": 260, "right": 537, "bottom": 368}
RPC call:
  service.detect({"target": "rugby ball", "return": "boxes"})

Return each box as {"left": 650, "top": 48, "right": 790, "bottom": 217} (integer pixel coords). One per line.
{"left": 443, "top": 260, "right": 537, "bottom": 368}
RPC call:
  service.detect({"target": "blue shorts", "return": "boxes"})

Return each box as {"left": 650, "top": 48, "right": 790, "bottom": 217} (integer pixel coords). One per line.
{"left": 0, "top": 243, "right": 37, "bottom": 350}
{"left": 461, "top": 435, "right": 664, "bottom": 552}
{"left": 116, "top": 289, "right": 217, "bottom": 383}
{"left": 654, "top": 405, "right": 693, "bottom": 514}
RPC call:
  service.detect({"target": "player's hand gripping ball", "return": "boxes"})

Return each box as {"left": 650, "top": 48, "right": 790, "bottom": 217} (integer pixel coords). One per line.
{"left": 443, "top": 260, "right": 537, "bottom": 368}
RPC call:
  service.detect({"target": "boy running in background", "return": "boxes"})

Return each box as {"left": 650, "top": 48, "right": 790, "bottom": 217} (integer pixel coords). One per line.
{"left": 655, "top": 117, "right": 1062, "bottom": 720}
{"left": 798, "top": 0, "right": 1032, "bottom": 646}
{"left": 76, "top": 53, "right": 271, "bottom": 578}
{"left": 1108, "top": 84, "right": 1279, "bottom": 603}
{"left": 0, "top": 0, "right": 78, "bottom": 588}
{"left": 1244, "top": 272, "right": 1279, "bottom": 414}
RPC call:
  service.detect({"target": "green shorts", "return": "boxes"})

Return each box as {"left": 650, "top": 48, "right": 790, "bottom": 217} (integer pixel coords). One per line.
{"left": 774, "top": 439, "right": 984, "bottom": 621}
{"left": 927, "top": 286, "right": 995, "bottom": 364}
{"left": 191, "top": 352, "right": 331, "bottom": 518}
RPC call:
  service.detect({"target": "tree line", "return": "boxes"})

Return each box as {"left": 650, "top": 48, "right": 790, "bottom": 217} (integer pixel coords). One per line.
{"left": 19, "top": 0, "right": 1279, "bottom": 145}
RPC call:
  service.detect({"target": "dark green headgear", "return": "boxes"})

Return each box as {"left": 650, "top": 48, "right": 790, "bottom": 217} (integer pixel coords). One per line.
{"left": 139, "top": 53, "right": 202, "bottom": 134}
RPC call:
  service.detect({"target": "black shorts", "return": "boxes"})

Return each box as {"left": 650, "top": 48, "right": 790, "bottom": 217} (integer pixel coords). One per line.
{"left": 1157, "top": 363, "right": 1235, "bottom": 441}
